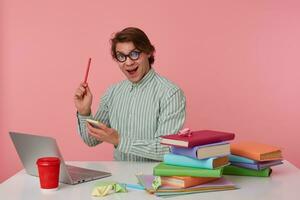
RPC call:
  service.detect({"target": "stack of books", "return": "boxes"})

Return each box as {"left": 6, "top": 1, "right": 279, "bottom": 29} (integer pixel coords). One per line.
{"left": 138, "top": 129, "right": 237, "bottom": 196}
{"left": 223, "top": 141, "right": 283, "bottom": 177}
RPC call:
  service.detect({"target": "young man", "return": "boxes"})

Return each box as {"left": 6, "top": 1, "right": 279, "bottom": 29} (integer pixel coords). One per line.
{"left": 74, "top": 27, "right": 186, "bottom": 161}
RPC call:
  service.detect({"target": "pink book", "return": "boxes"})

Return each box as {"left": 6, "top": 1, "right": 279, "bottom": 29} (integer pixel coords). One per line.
{"left": 160, "top": 130, "right": 235, "bottom": 148}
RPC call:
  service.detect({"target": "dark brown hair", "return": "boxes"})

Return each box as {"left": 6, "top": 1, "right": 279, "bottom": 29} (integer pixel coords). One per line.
{"left": 110, "top": 27, "right": 155, "bottom": 65}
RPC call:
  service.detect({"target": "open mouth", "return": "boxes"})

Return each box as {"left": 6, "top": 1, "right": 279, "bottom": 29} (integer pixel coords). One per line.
{"left": 126, "top": 66, "right": 138, "bottom": 75}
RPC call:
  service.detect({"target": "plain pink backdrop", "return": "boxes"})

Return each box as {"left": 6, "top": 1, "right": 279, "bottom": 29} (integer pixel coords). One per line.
{"left": 1, "top": 0, "right": 300, "bottom": 183}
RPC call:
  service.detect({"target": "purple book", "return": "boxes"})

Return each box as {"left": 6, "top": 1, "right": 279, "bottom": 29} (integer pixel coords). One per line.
{"left": 231, "top": 160, "right": 283, "bottom": 170}
{"left": 171, "top": 141, "right": 230, "bottom": 159}
{"left": 136, "top": 174, "right": 237, "bottom": 194}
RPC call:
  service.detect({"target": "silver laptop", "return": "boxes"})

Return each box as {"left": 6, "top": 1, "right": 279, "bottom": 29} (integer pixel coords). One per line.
{"left": 9, "top": 132, "right": 111, "bottom": 184}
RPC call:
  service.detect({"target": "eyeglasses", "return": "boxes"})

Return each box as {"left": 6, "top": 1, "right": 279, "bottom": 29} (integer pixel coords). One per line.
{"left": 115, "top": 50, "right": 141, "bottom": 62}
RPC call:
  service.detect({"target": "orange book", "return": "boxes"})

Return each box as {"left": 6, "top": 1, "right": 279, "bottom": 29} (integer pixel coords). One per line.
{"left": 161, "top": 176, "right": 218, "bottom": 188}
{"left": 230, "top": 141, "right": 282, "bottom": 161}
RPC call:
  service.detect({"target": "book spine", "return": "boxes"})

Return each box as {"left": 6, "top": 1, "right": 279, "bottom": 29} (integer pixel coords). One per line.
{"left": 171, "top": 146, "right": 198, "bottom": 158}
{"left": 229, "top": 154, "right": 257, "bottom": 164}
{"left": 223, "top": 165, "right": 271, "bottom": 177}
{"left": 230, "top": 162, "right": 260, "bottom": 170}
{"left": 230, "top": 149, "right": 261, "bottom": 161}
{"left": 188, "top": 133, "right": 235, "bottom": 147}
{"left": 153, "top": 166, "right": 222, "bottom": 177}
{"left": 164, "top": 154, "right": 213, "bottom": 169}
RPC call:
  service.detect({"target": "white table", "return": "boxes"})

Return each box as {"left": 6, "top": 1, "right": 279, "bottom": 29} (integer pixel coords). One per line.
{"left": 0, "top": 161, "right": 299, "bottom": 199}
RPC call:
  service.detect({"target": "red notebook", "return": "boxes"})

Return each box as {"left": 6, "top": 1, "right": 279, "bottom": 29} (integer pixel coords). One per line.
{"left": 160, "top": 130, "right": 235, "bottom": 148}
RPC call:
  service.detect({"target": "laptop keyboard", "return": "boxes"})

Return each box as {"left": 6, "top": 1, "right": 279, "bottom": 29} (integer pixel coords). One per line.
{"left": 68, "top": 172, "right": 94, "bottom": 181}
{"left": 66, "top": 165, "right": 109, "bottom": 181}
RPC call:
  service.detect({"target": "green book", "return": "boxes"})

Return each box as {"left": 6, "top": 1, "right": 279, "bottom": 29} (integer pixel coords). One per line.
{"left": 223, "top": 165, "right": 272, "bottom": 177}
{"left": 153, "top": 163, "right": 223, "bottom": 177}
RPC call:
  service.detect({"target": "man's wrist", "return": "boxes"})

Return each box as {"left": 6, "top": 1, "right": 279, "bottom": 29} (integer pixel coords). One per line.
{"left": 78, "top": 109, "right": 91, "bottom": 116}
{"left": 113, "top": 132, "right": 120, "bottom": 147}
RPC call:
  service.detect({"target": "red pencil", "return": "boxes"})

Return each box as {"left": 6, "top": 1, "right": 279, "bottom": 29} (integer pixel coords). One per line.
{"left": 83, "top": 58, "right": 92, "bottom": 84}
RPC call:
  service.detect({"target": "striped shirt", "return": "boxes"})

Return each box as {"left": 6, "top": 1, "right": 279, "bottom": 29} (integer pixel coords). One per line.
{"left": 77, "top": 68, "right": 186, "bottom": 161}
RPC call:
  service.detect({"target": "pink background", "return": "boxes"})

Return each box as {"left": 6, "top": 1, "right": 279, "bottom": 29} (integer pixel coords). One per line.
{"left": 1, "top": 0, "right": 300, "bottom": 183}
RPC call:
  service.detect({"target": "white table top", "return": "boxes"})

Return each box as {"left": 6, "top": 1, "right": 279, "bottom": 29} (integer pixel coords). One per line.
{"left": 0, "top": 161, "right": 299, "bottom": 199}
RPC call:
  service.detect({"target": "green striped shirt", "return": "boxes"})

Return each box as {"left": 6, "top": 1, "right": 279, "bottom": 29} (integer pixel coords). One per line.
{"left": 77, "top": 68, "right": 186, "bottom": 161}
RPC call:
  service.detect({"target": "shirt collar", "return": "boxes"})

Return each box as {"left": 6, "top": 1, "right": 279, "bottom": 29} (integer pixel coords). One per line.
{"left": 128, "top": 68, "right": 155, "bottom": 91}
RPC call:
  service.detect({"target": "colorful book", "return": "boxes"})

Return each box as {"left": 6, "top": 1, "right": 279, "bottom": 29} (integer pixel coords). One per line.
{"left": 229, "top": 154, "right": 257, "bottom": 164}
{"left": 231, "top": 141, "right": 282, "bottom": 161}
{"left": 153, "top": 163, "right": 223, "bottom": 177}
{"left": 161, "top": 176, "right": 219, "bottom": 188}
{"left": 136, "top": 174, "right": 237, "bottom": 195}
{"left": 155, "top": 189, "right": 236, "bottom": 197}
{"left": 160, "top": 130, "right": 235, "bottom": 148}
{"left": 230, "top": 160, "right": 283, "bottom": 170}
{"left": 164, "top": 153, "right": 229, "bottom": 169}
{"left": 171, "top": 142, "right": 230, "bottom": 159}
{"left": 223, "top": 165, "right": 272, "bottom": 177}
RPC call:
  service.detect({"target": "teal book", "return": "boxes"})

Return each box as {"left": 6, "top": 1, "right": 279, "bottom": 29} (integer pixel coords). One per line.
{"left": 229, "top": 154, "right": 256, "bottom": 164}
{"left": 164, "top": 154, "right": 229, "bottom": 169}
{"left": 223, "top": 165, "right": 272, "bottom": 177}
{"left": 153, "top": 163, "right": 223, "bottom": 177}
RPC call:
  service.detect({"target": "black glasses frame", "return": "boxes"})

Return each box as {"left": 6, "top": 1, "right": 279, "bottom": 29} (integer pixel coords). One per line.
{"left": 115, "top": 50, "right": 141, "bottom": 63}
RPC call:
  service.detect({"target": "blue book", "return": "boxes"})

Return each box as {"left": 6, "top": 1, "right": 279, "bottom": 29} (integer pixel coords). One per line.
{"left": 164, "top": 153, "right": 229, "bottom": 169}
{"left": 230, "top": 160, "right": 283, "bottom": 170}
{"left": 229, "top": 154, "right": 257, "bottom": 164}
{"left": 171, "top": 142, "right": 230, "bottom": 159}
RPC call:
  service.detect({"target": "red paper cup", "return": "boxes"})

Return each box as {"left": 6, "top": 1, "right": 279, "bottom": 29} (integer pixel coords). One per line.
{"left": 36, "top": 157, "right": 60, "bottom": 191}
